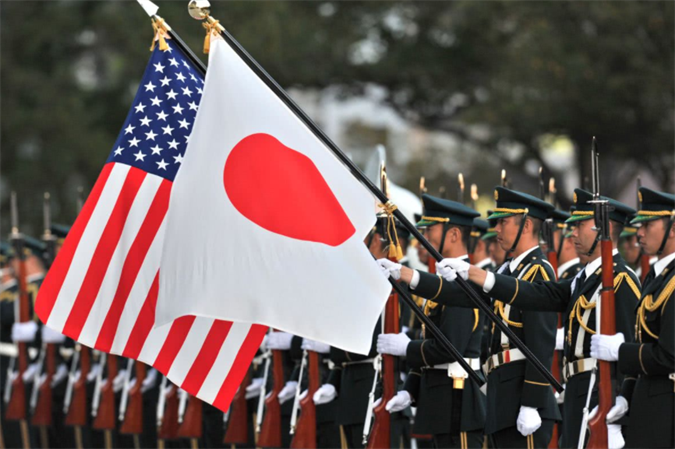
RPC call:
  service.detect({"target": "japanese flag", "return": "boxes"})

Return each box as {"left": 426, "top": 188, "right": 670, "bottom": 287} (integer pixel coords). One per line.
{"left": 156, "top": 35, "right": 391, "bottom": 355}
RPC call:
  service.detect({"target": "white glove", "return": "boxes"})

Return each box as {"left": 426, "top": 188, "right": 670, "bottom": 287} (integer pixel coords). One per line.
{"left": 556, "top": 385, "right": 565, "bottom": 405}
{"left": 372, "top": 397, "right": 382, "bottom": 410}
{"left": 22, "top": 362, "right": 40, "bottom": 383}
{"left": 12, "top": 321, "right": 38, "bottom": 342}
{"left": 516, "top": 406, "right": 542, "bottom": 436}
{"left": 51, "top": 363, "right": 68, "bottom": 387}
{"left": 437, "top": 258, "right": 470, "bottom": 281}
{"left": 608, "top": 423, "right": 625, "bottom": 449}
{"left": 298, "top": 390, "right": 308, "bottom": 401}
{"left": 245, "top": 377, "right": 264, "bottom": 399}
{"left": 590, "top": 333, "right": 625, "bottom": 362}
{"left": 313, "top": 384, "right": 337, "bottom": 405}
{"left": 555, "top": 328, "right": 565, "bottom": 351}
{"left": 377, "top": 259, "right": 402, "bottom": 280}
{"left": 301, "top": 339, "right": 330, "bottom": 354}
{"left": 87, "top": 364, "right": 102, "bottom": 383}
{"left": 385, "top": 391, "right": 411, "bottom": 413}
{"left": 278, "top": 381, "right": 297, "bottom": 405}
{"left": 265, "top": 332, "right": 294, "bottom": 350}
{"left": 589, "top": 395, "right": 629, "bottom": 424}
{"left": 141, "top": 368, "right": 159, "bottom": 393}
{"left": 41, "top": 325, "right": 66, "bottom": 344}
{"left": 377, "top": 333, "right": 410, "bottom": 357}
{"left": 113, "top": 370, "right": 127, "bottom": 393}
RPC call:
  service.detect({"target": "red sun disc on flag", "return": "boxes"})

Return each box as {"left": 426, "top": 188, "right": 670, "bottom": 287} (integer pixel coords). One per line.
{"left": 223, "top": 133, "right": 356, "bottom": 247}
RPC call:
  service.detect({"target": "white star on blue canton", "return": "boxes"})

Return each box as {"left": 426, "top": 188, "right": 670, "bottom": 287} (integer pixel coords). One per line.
{"left": 150, "top": 96, "right": 163, "bottom": 107}
{"left": 129, "top": 137, "right": 141, "bottom": 147}
{"left": 154, "top": 62, "right": 165, "bottom": 73}
{"left": 145, "top": 130, "right": 157, "bottom": 141}
{"left": 178, "top": 119, "right": 190, "bottom": 129}
{"left": 188, "top": 101, "right": 198, "bottom": 111}
{"left": 114, "top": 146, "right": 124, "bottom": 156}
{"left": 125, "top": 124, "right": 135, "bottom": 134}
{"left": 182, "top": 60, "right": 190, "bottom": 69}
{"left": 157, "top": 159, "right": 169, "bottom": 170}
{"left": 144, "top": 81, "right": 156, "bottom": 92}
{"left": 162, "top": 125, "right": 174, "bottom": 135}
{"left": 134, "top": 103, "right": 146, "bottom": 113}
{"left": 160, "top": 76, "right": 171, "bottom": 87}
{"left": 174, "top": 154, "right": 184, "bottom": 164}
{"left": 134, "top": 150, "right": 146, "bottom": 161}
{"left": 151, "top": 145, "right": 163, "bottom": 155}
{"left": 182, "top": 87, "right": 192, "bottom": 97}
{"left": 172, "top": 104, "right": 184, "bottom": 115}
{"left": 167, "top": 90, "right": 178, "bottom": 100}
{"left": 156, "top": 111, "right": 168, "bottom": 121}
{"left": 168, "top": 139, "right": 179, "bottom": 150}
{"left": 176, "top": 73, "right": 186, "bottom": 83}
{"left": 169, "top": 58, "right": 179, "bottom": 67}
{"left": 139, "top": 116, "right": 152, "bottom": 127}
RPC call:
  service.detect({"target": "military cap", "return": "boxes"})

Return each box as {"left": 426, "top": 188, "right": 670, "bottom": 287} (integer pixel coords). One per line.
{"left": 481, "top": 211, "right": 498, "bottom": 240}
{"left": 23, "top": 235, "right": 47, "bottom": 260}
{"left": 50, "top": 223, "right": 70, "bottom": 238}
{"left": 630, "top": 187, "right": 675, "bottom": 224}
{"left": 416, "top": 194, "right": 480, "bottom": 228}
{"left": 374, "top": 216, "right": 411, "bottom": 241}
{"left": 564, "top": 207, "right": 577, "bottom": 238}
{"left": 472, "top": 218, "right": 489, "bottom": 235}
{"left": 488, "top": 187, "right": 554, "bottom": 221}
{"left": 620, "top": 225, "right": 638, "bottom": 239}
{"left": 566, "top": 189, "right": 636, "bottom": 224}
{"left": 551, "top": 209, "right": 570, "bottom": 228}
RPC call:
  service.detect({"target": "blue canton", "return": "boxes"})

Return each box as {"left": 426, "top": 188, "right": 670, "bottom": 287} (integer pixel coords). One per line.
{"left": 107, "top": 40, "right": 204, "bottom": 182}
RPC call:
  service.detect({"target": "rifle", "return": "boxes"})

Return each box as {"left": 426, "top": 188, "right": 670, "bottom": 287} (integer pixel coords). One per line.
{"left": 257, "top": 332, "right": 285, "bottom": 448}
{"left": 539, "top": 172, "right": 562, "bottom": 449}
{"left": 64, "top": 343, "right": 91, "bottom": 449}
{"left": 157, "top": 376, "right": 179, "bottom": 442}
{"left": 5, "top": 192, "right": 32, "bottom": 449}
{"left": 92, "top": 352, "right": 119, "bottom": 449}
{"left": 365, "top": 165, "right": 400, "bottom": 449}
{"left": 31, "top": 193, "right": 58, "bottom": 435}
{"left": 223, "top": 369, "right": 251, "bottom": 445}
{"left": 290, "top": 351, "right": 319, "bottom": 448}
{"left": 120, "top": 359, "right": 147, "bottom": 446}
{"left": 586, "top": 138, "right": 616, "bottom": 449}
{"left": 177, "top": 391, "right": 203, "bottom": 448}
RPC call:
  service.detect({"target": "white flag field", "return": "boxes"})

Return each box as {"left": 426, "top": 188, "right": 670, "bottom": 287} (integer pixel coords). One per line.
{"left": 157, "top": 35, "right": 391, "bottom": 355}
{"left": 36, "top": 33, "right": 390, "bottom": 412}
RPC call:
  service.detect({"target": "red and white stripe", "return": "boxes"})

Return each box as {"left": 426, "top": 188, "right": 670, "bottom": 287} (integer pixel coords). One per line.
{"left": 36, "top": 163, "right": 267, "bottom": 411}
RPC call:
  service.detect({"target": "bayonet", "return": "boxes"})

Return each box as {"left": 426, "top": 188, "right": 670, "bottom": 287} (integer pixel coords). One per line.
{"left": 457, "top": 173, "right": 465, "bottom": 204}
{"left": 470, "top": 184, "right": 478, "bottom": 211}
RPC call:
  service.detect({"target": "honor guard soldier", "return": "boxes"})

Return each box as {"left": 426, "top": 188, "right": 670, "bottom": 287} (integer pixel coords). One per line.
{"left": 314, "top": 218, "right": 410, "bottom": 449}
{"left": 482, "top": 212, "right": 507, "bottom": 267}
{"left": 591, "top": 187, "right": 675, "bottom": 448}
{"left": 554, "top": 211, "right": 583, "bottom": 281}
{"left": 435, "top": 188, "right": 641, "bottom": 448}
{"left": 381, "top": 187, "right": 561, "bottom": 448}
{"left": 378, "top": 195, "right": 486, "bottom": 449}
{"left": 471, "top": 219, "right": 494, "bottom": 272}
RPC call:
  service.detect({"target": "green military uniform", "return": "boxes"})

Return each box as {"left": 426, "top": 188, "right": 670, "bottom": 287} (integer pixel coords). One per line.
{"left": 486, "top": 196, "right": 641, "bottom": 447}
{"left": 403, "top": 196, "right": 486, "bottom": 449}
{"left": 617, "top": 188, "right": 675, "bottom": 448}
{"left": 413, "top": 188, "right": 561, "bottom": 448}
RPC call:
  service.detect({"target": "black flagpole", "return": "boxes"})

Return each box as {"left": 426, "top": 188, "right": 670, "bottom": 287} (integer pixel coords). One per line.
{"left": 151, "top": 6, "right": 562, "bottom": 392}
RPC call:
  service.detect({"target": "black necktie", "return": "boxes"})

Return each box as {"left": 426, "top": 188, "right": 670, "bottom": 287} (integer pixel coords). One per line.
{"left": 643, "top": 266, "right": 656, "bottom": 288}
{"left": 573, "top": 270, "right": 587, "bottom": 298}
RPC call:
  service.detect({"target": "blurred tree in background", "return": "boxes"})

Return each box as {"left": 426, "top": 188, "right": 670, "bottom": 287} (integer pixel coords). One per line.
{"left": 1, "top": 1, "right": 672, "bottom": 235}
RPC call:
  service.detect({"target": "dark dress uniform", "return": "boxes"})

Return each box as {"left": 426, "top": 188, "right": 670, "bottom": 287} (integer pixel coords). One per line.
{"left": 404, "top": 256, "right": 486, "bottom": 449}
{"left": 414, "top": 188, "right": 561, "bottom": 448}
{"left": 557, "top": 258, "right": 583, "bottom": 281}
{"left": 616, "top": 187, "right": 675, "bottom": 448}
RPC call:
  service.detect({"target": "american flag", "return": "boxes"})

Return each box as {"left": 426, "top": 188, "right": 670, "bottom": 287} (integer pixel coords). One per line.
{"left": 35, "top": 40, "right": 267, "bottom": 412}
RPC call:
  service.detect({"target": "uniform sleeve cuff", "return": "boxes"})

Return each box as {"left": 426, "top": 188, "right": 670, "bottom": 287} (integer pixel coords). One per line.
{"left": 483, "top": 271, "right": 496, "bottom": 293}
{"left": 410, "top": 269, "right": 420, "bottom": 289}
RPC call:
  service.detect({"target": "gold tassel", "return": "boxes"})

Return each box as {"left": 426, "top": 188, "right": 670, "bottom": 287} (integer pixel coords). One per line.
{"left": 378, "top": 201, "right": 403, "bottom": 261}
{"left": 150, "top": 19, "right": 170, "bottom": 52}
{"left": 203, "top": 20, "right": 220, "bottom": 54}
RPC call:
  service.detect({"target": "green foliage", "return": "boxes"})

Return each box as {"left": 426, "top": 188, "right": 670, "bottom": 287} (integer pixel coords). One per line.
{"left": 1, "top": 1, "right": 672, "bottom": 235}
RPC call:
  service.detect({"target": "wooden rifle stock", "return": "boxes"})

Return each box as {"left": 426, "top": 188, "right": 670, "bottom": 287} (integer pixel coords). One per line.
{"left": 65, "top": 346, "right": 91, "bottom": 427}
{"left": 93, "top": 354, "right": 118, "bottom": 431}
{"left": 31, "top": 343, "right": 56, "bottom": 426}
{"left": 257, "top": 348, "right": 284, "bottom": 448}
{"left": 177, "top": 395, "right": 203, "bottom": 439}
{"left": 546, "top": 247, "right": 562, "bottom": 449}
{"left": 120, "top": 362, "right": 146, "bottom": 435}
{"left": 223, "top": 370, "right": 251, "bottom": 445}
{"left": 157, "top": 383, "right": 179, "bottom": 440}
{"left": 290, "top": 352, "right": 319, "bottom": 449}
{"left": 5, "top": 240, "right": 30, "bottom": 422}
{"left": 640, "top": 253, "right": 651, "bottom": 284}
{"left": 366, "top": 279, "right": 400, "bottom": 449}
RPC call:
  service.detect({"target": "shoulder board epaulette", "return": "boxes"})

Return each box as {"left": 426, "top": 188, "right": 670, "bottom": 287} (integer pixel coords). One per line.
{"left": 614, "top": 272, "right": 641, "bottom": 299}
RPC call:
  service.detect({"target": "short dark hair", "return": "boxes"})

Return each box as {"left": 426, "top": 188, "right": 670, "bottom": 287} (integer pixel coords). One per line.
{"left": 446, "top": 224, "right": 471, "bottom": 250}
{"left": 514, "top": 215, "right": 542, "bottom": 237}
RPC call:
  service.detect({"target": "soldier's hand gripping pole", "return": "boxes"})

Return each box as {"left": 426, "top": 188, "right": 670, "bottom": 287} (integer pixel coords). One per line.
{"left": 137, "top": 0, "right": 563, "bottom": 393}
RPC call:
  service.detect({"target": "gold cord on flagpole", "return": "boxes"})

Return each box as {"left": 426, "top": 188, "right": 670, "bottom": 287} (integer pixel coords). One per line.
{"left": 378, "top": 201, "right": 403, "bottom": 261}
{"left": 150, "top": 18, "right": 170, "bottom": 52}
{"left": 202, "top": 19, "right": 221, "bottom": 54}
